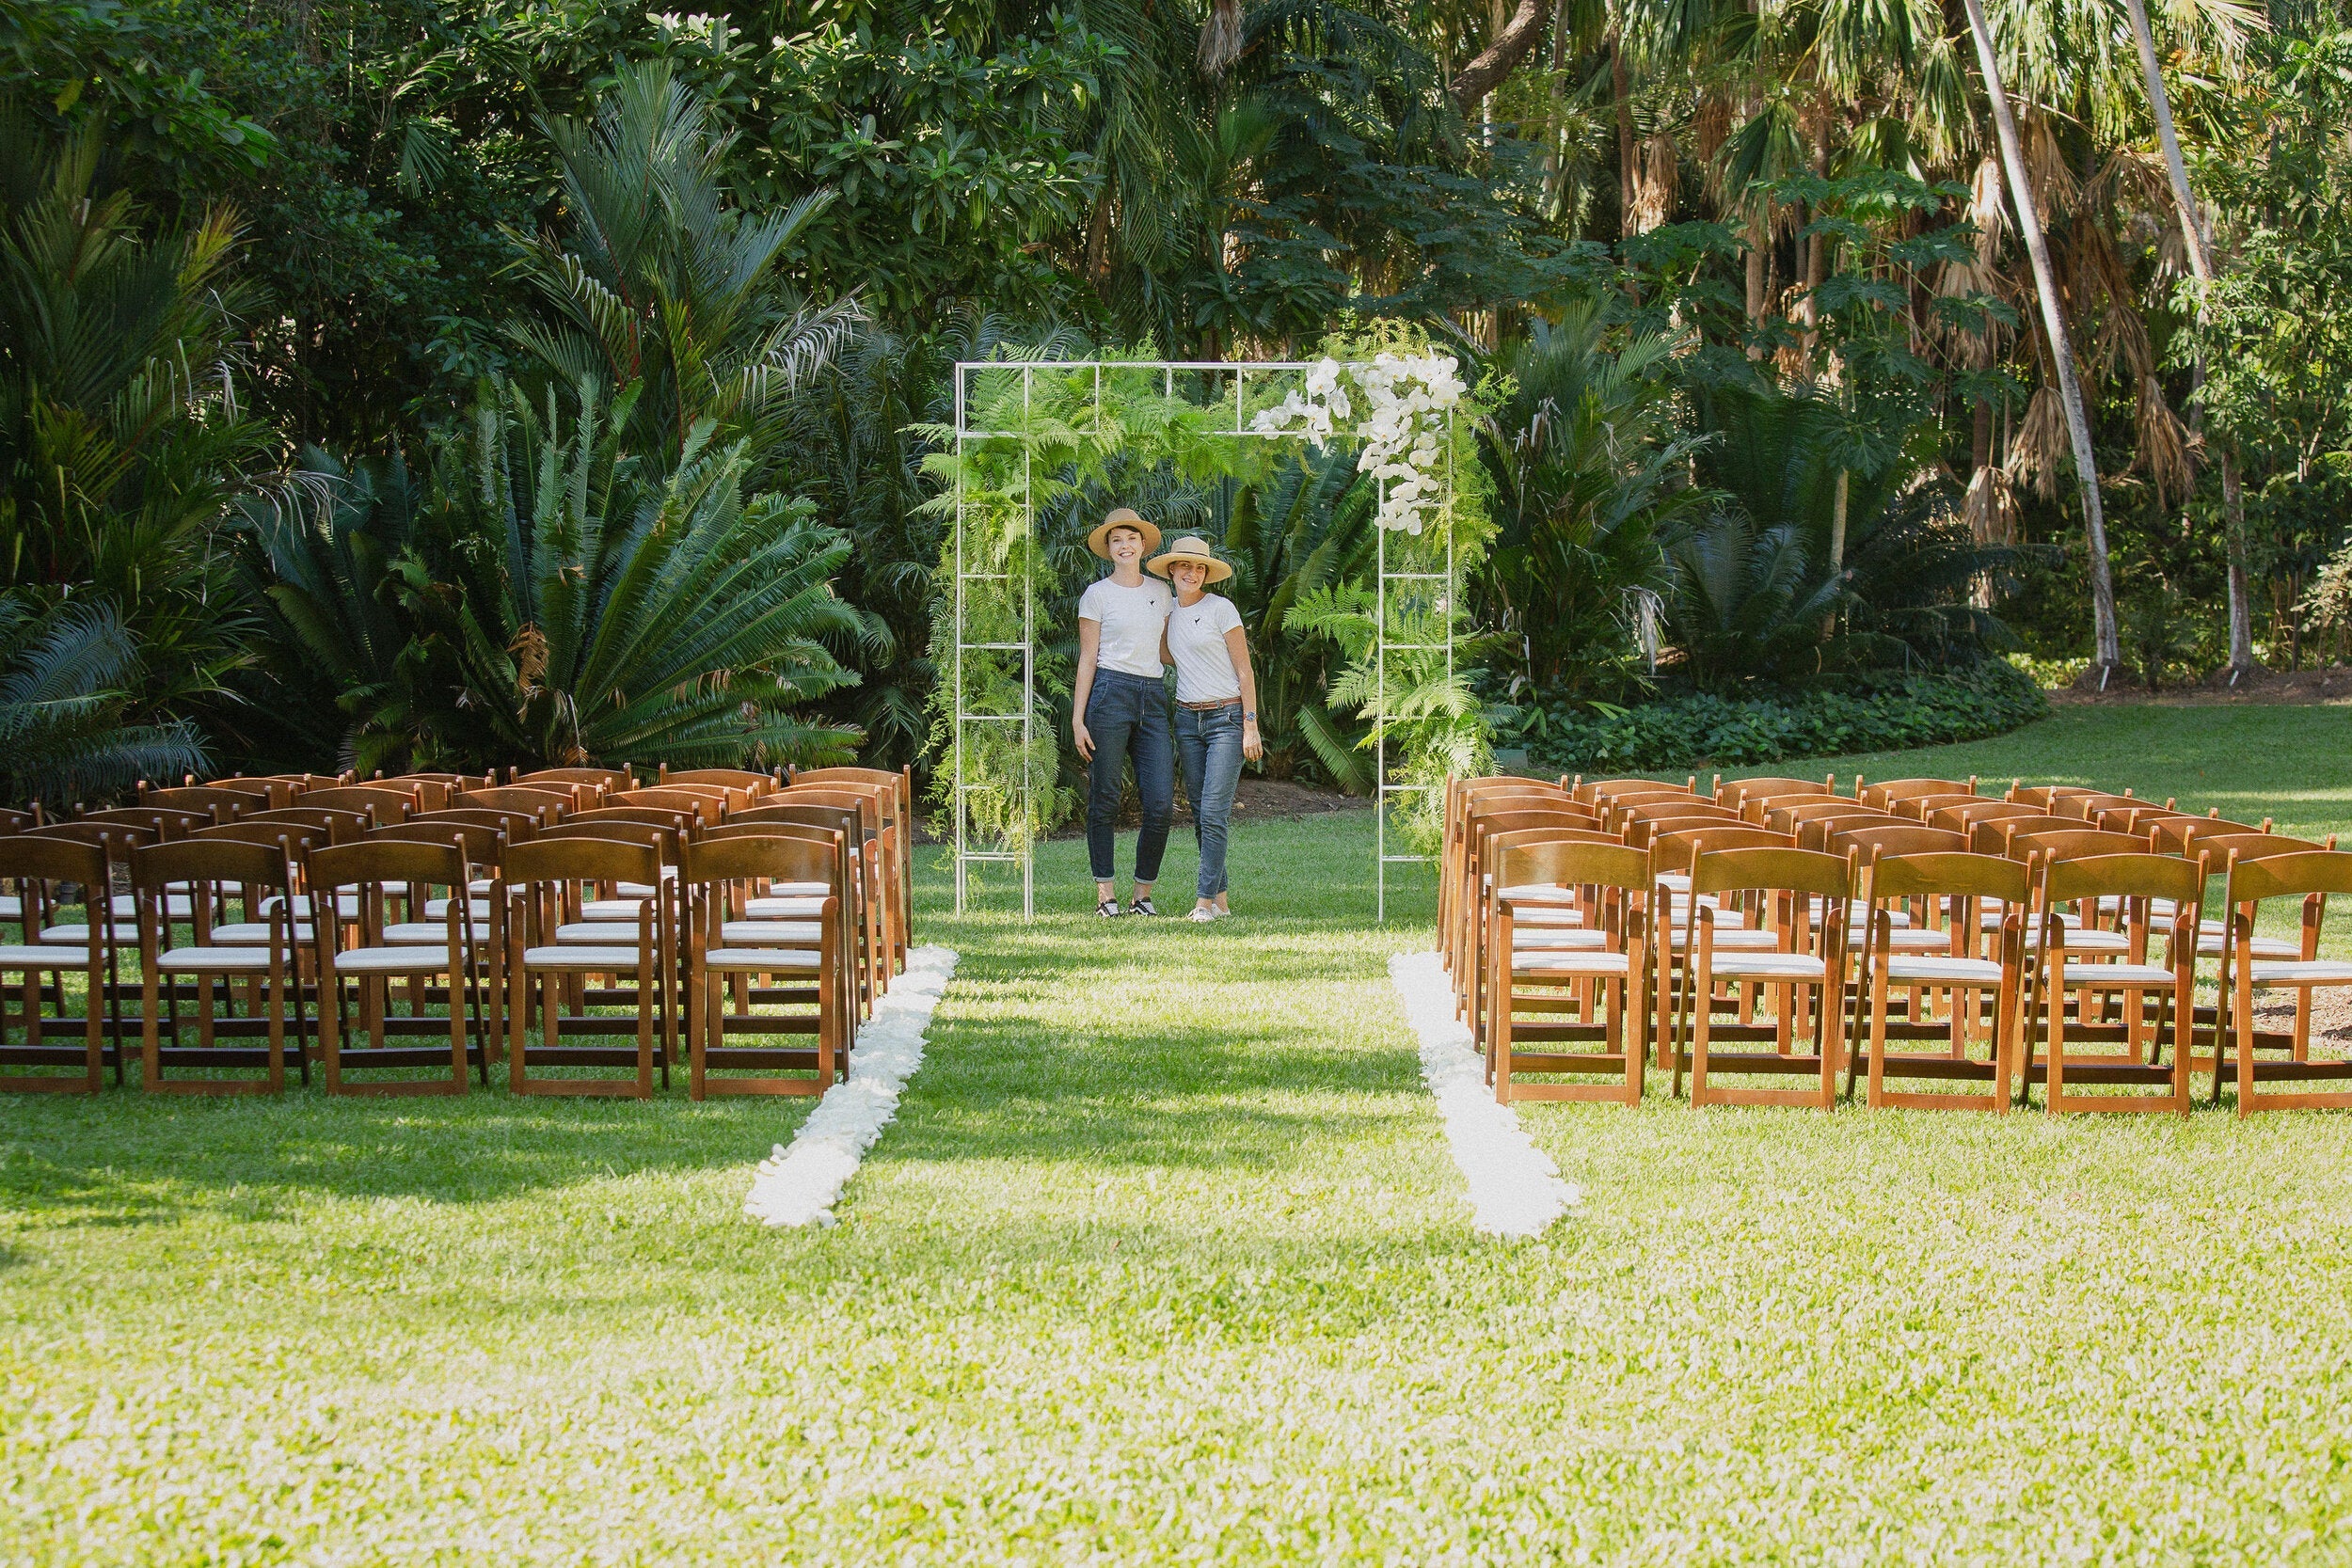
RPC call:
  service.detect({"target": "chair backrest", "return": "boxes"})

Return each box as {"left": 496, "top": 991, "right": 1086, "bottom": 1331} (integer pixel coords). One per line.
{"left": 195, "top": 820, "right": 335, "bottom": 859}
{"left": 538, "top": 818, "right": 684, "bottom": 863}
{"left": 202, "top": 777, "right": 301, "bottom": 808}
{"left": 1648, "top": 824, "right": 1794, "bottom": 876}
{"left": 2224, "top": 848, "right": 2352, "bottom": 905}
{"left": 237, "top": 806, "right": 372, "bottom": 844}
{"left": 700, "top": 821, "right": 836, "bottom": 848}
{"left": 1688, "top": 844, "right": 1851, "bottom": 901}
{"left": 2042, "top": 851, "right": 2202, "bottom": 912}
{"left": 1625, "top": 813, "right": 1749, "bottom": 851}
{"left": 2006, "top": 783, "right": 2099, "bottom": 810}
{"left": 1927, "top": 799, "right": 2039, "bottom": 833}
{"left": 134, "top": 837, "right": 291, "bottom": 895}
{"left": 415, "top": 806, "right": 543, "bottom": 841}
{"left": 609, "top": 786, "right": 729, "bottom": 826}
{"left": 516, "top": 766, "right": 635, "bottom": 793}
{"left": 1716, "top": 774, "right": 1835, "bottom": 810}
{"left": 25, "top": 820, "right": 156, "bottom": 854}
{"left": 284, "top": 785, "right": 412, "bottom": 825}
{"left": 1574, "top": 775, "right": 1698, "bottom": 804}
{"left": 777, "top": 786, "right": 883, "bottom": 840}
{"left": 1486, "top": 826, "right": 1621, "bottom": 869}
{"left": 135, "top": 786, "right": 253, "bottom": 819}
{"left": 566, "top": 804, "right": 701, "bottom": 838}
{"left": 1867, "top": 849, "right": 2030, "bottom": 907}
{"left": 721, "top": 806, "right": 862, "bottom": 905}
{"left": 309, "top": 839, "right": 469, "bottom": 897}
{"left": 1768, "top": 799, "right": 1894, "bottom": 832}
{"left": 455, "top": 784, "right": 575, "bottom": 820}
{"left": 0, "top": 835, "right": 109, "bottom": 939}
{"left": 1826, "top": 823, "right": 1970, "bottom": 859}
{"left": 680, "top": 832, "right": 837, "bottom": 890}
{"left": 661, "top": 767, "right": 776, "bottom": 795}
{"left": 2006, "top": 827, "right": 2153, "bottom": 865}
{"left": 2197, "top": 831, "right": 2325, "bottom": 862}
{"left": 0, "top": 805, "right": 35, "bottom": 832}
{"left": 1856, "top": 776, "right": 1977, "bottom": 809}
{"left": 503, "top": 835, "right": 660, "bottom": 890}
{"left": 1790, "top": 811, "right": 1905, "bottom": 851}
{"left": 1889, "top": 792, "right": 1982, "bottom": 822}
{"left": 1968, "top": 815, "right": 2079, "bottom": 857}
{"left": 371, "top": 817, "right": 509, "bottom": 867}
{"left": 2057, "top": 790, "right": 2168, "bottom": 821}
{"left": 1494, "top": 838, "right": 1652, "bottom": 896}
{"left": 1604, "top": 788, "right": 1719, "bottom": 817}
{"left": 79, "top": 805, "right": 216, "bottom": 840}
{"left": 2155, "top": 816, "right": 2272, "bottom": 853}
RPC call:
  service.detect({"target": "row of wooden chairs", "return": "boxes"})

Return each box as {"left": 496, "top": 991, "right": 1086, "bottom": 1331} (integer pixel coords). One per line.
{"left": 0, "top": 764, "right": 918, "bottom": 1101}
{"left": 1440, "top": 772, "right": 2352, "bottom": 1117}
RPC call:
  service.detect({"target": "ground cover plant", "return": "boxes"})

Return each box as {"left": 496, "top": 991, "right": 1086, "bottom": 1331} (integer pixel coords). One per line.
{"left": 8, "top": 705, "right": 2352, "bottom": 1561}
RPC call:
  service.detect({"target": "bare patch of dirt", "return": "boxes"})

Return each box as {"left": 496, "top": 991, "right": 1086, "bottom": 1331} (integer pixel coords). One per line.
{"left": 2051, "top": 664, "right": 2352, "bottom": 706}
{"left": 2252, "top": 990, "right": 2352, "bottom": 1053}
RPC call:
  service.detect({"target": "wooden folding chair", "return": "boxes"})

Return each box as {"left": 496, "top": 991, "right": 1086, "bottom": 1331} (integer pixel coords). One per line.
{"left": 787, "top": 765, "right": 913, "bottom": 926}
{"left": 1441, "top": 776, "right": 1573, "bottom": 950}
{"left": 134, "top": 838, "right": 309, "bottom": 1094}
{"left": 1452, "top": 799, "right": 1601, "bottom": 997}
{"left": 308, "top": 840, "right": 487, "bottom": 1094}
{"left": 1850, "top": 850, "right": 2029, "bottom": 1112}
{"left": 1647, "top": 824, "right": 1795, "bottom": 1072}
{"left": 2211, "top": 847, "right": 2352, "bottom": 1113}
{"left": 700, "top": 822, "right": 859, "bottom": 1039}
{"left": 1674, "top": 844, "right": 1852, "bottom": 1109}
{"left": 731, "top": 802, "right": 882, "bottom": 1017}
{"left": 1489, "top": 839, "right": 1653, "bottom": 1104}
{"left": 1464, "top": 823, "right": 1620, "bottom": 1053}
{"left": 503, "top": 836, "right": 670, "bottom": 1098}
{"left": 779, "top": 784, "right": 905, "bottom": 971}
{"left": 681, "top": 833, "right": 847, "bottom": 1098}
{"left": 0, "top": 835, "right": 112, "bottom": 1092}
{"left": 2018, "top": 849, "right": 2200, "bottom": 1115}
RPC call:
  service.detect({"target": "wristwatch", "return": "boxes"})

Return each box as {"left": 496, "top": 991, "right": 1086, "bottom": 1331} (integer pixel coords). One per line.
{"left": 1243, "top": 711, "right": 1257, "bottom": 721}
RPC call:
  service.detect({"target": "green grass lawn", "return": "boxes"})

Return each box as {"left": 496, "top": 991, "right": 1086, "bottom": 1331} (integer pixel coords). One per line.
{"left": 7, "top": 704, "right": 2352, "bottom": 1563}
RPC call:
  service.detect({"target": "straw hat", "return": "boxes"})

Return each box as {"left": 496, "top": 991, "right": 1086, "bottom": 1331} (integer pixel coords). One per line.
{"left": 1087, "top": 507, "right": 1162, "bottom": 560}
{"left": 1147, "top": 534, "right": 1233, "bottom": 586}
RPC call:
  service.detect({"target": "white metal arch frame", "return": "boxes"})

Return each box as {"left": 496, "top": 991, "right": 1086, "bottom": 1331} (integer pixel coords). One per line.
{"left": 949, "top": 358, "right": 1454, "bottom": 922}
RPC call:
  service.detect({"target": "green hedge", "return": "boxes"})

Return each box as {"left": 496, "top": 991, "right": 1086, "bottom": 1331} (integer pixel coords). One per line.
{"left": 1509, "top": 662, "right": 2049, "bottom": 772}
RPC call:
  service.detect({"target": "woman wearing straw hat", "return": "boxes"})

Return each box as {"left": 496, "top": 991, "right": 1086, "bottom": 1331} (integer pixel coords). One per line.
{"left": 1149, "top": 535, "right": 1262, "bottom": 922}
{"left": 1073, "top": 508, "right": 1175, "bottom": 917}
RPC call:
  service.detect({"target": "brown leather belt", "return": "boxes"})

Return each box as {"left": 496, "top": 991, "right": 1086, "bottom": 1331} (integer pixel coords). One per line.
{"left": 1178, "top": 698, "right": 1241, "bottom": 711}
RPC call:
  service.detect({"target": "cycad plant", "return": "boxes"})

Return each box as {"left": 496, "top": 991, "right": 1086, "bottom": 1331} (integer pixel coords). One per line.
{"left": 512, "top": 62, "right": 861, "bottom": 476}
{"left": 394, "top": 379, "right": 872, "bottom": 770}
{"left": 0, "top": 110, "right": 273, "bottom": 720}
{"left": 0, "top": 592, "right": 207, "bottom": 808}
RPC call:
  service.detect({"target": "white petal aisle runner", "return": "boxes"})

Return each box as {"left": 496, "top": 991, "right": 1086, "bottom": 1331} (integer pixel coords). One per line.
{"left": 742, "top": 944, "right": 960, "bottom": 1227}
{"left": 1389, "top": 950, "right": 1581, "bottom": 1238}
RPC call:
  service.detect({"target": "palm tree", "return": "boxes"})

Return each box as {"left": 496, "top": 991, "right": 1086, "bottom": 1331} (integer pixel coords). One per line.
{"left": 0, "top": 593, "right": 207, "bottom": 808}
{"left": 2122, "top": 0, "right": 2260, "bottom": 675}
{"left": 511, "top": 62, "right": 862, "bottom": 477}
{"left": 1960, "top": 0, "right": 2122, "bottom": 674}
{"left": 395, "top": 378, "right": 876, "bottom": 771}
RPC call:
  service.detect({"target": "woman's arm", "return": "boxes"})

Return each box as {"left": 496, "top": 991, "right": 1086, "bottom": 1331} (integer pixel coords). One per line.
{"left": 1224, "top": 625, "right": 1263, "bottom": 761}
{"left": 1073, "top": 616, "right": 1101, "bottom": 761}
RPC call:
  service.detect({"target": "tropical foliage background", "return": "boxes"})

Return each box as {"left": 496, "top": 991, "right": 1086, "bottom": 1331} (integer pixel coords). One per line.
{"left": 4, "top": 0, "right": 2348, "bottom": 808}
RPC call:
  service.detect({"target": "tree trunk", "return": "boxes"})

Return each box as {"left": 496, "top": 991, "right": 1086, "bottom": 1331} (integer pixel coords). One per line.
{"left": 1962, "top": 0, "right": 2121, "bottom": 671}
{"left": 1450, "top": 0, "right": 1549, "bottom": 109}
{"left": 1798, "top": 105, "right": 1829, "bottom": 381}
{"left": 1538, "top": 0, "right": 1574, "bottom": 220}
{"left": 1613, "top": 32, "right": 1635, "bottom": 239}
{"left": 2124, "top": 0, "right": 2258, "bottom": 673}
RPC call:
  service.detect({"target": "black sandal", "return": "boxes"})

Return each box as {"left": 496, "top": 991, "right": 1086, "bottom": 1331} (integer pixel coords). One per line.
{"left": 1097, "top": 897, "right": 1123, "bottom": 917}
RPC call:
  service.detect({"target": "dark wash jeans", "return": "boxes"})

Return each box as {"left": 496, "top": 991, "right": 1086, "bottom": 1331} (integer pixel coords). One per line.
{"left": 1085, "top": 669, "right": 1173, "bottom": 883}
{"left": 1175, "top": 702, "right": 1245, "bottom": 899}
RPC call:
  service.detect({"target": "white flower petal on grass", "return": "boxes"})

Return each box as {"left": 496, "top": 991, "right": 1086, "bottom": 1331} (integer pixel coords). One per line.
{"left": 742, "top": 944, "right": 960, "bottom": 1228}
{"left": 1388, "top": 950, "right": 1580, "bottom": 1238}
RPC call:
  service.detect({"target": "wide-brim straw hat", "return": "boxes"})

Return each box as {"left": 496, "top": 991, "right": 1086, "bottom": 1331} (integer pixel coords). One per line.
{"left": 1088, "top": 507, "right": 1163, "bottom": 559}
{"left": 1147, "top": 534, "right": 1234, "bottom": 585}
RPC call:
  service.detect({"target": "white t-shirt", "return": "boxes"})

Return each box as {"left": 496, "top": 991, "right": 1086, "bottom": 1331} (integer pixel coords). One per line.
{"left": 1078, "top": 577, "right": 1172, "bottom": 679}
{"left": 1167, "top": 593, "right": 1245, "bottom": 703}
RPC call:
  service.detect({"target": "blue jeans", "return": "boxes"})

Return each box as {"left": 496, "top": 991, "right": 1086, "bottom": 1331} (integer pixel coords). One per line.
{"left": 1176, "top": 702, "right": 1245, "bottom": 899}
{"left": 1084, "top": 670, "right": 1173, "bottom": 884}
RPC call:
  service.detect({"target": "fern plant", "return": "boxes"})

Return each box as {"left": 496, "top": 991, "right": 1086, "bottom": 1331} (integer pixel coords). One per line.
{"left": 391, "top": 378, "right": 873, "bottom": 771}
{"left": 0, "top": 593, "right": 207, "bottom": 807}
